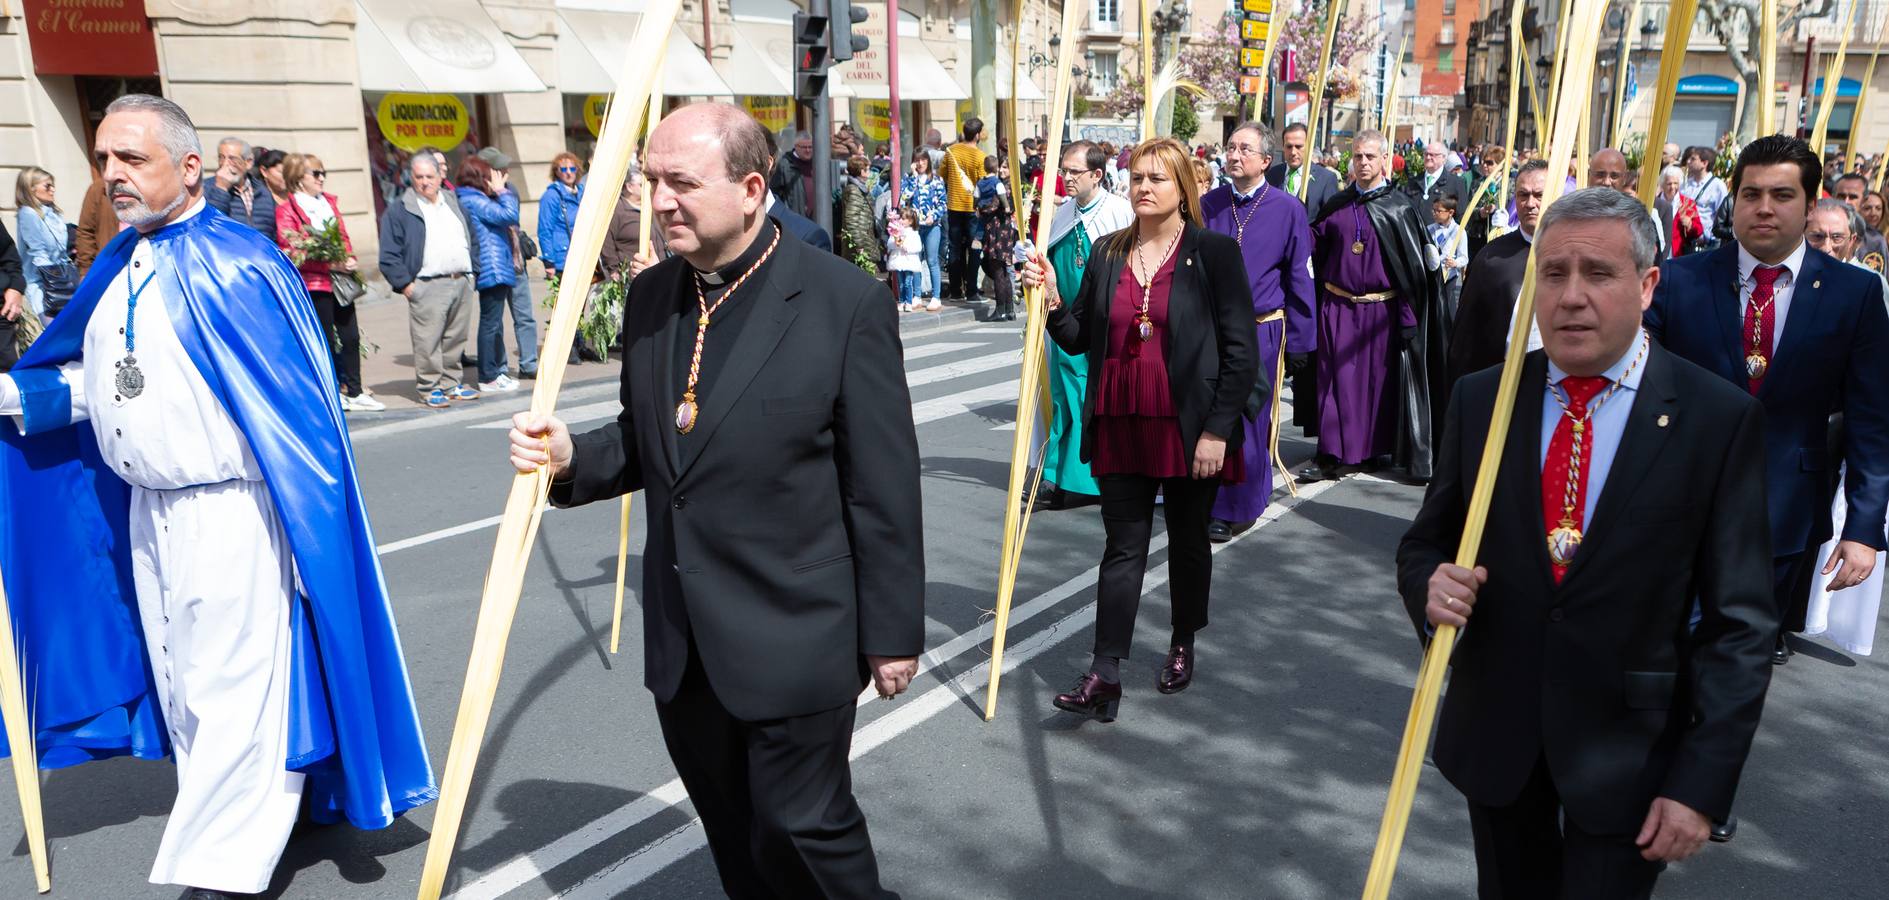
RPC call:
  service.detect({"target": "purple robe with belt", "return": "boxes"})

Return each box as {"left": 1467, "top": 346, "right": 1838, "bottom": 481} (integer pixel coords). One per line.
{"left": 1199, "top": 183, "right": 1316, "bottom": 521}
{"left": 1312, "top": 201, "right": 1418, "bottom": 465}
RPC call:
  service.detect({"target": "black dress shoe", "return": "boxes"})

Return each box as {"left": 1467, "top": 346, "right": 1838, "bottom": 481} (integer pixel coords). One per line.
{"left": 1208, "top": 520, "right": 1233, "bottom": 543}
{"left": 1156, "top": 646, "right": 1194, "bottom": 694}
{"left": 1053, "top": 672, "right": 1122, "bottom": 721}
{"left": 1029, "top": 486, "right": 1063, "bottom": 512}
{"left": 1772, "top": 635, "right": 1793, "bottom": 666}
{"left": 1710, "top": 817, "right": 1737, "bottom": 843}
{"left": 1229, "top": 518, "right": 1257, "bottom": 537}
{"left": 182, "top": 889, "right": 248, "bottom": 900}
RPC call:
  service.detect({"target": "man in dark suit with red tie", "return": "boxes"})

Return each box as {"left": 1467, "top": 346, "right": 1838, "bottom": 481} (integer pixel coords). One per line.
{"left": 1646, "top": 135, "right": 1889, "bottom": 665}
{"left": 1399, "top": 188, "right": 1777, "bottom": 898}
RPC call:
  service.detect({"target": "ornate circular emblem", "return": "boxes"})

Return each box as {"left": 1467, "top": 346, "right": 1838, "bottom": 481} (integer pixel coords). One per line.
{"left": 407, "top": 17, "right": 496, "bottom": 69}
{"left": 1865, "top": 251, "right": 1885, "bottom": 274}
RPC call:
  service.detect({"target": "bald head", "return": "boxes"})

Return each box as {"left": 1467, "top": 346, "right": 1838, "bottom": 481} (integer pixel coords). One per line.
{"left": 644, "top": 102, "right": 774, "bottom": 270}
{"left": 1588, "top": 149, "right": 1630, "bottom": 191}
{"left": 651, "top": 102, "right": 776, "bottom": 184}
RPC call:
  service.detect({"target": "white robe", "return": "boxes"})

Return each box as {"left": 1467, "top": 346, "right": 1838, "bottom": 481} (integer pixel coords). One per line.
{"left": 0, "top": 201, "right": 303, "bottom": 892}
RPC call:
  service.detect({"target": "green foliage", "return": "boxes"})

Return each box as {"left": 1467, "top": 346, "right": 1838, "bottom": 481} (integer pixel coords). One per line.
{"left": 1621, "top": 132, "right": 1647, "bottom": 174}
{"left": 1073, "top": 96, "right": 1093, "bottom": 119}
{"left": 284, "top": 218, "right": 347, "bottom": 267}
{"left": 1712, "top": 133, "right": 1741, "bottom": 180}
{"left": 543, "top": 271, "right": 627, "bottom": 354}
{"left": 1172, "top": 93, "right": 1199, "bottom": 143}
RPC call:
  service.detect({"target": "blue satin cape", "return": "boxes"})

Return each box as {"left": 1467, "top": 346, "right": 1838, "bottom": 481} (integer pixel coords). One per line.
{"left": 0, "top": 205, "right": 437, "bottom": 829}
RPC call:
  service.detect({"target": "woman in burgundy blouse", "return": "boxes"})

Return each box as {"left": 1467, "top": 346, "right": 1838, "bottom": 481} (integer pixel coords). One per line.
{"left": 1023, "top": 138, "right": 1260, "bottom": 720}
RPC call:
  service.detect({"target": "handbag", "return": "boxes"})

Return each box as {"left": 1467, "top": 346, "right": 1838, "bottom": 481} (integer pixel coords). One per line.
{"left": 330, "top": 271, "right": 367, "bottom": 306}
{"left": 37, "top": 261, "right": 80, "bottom": 318}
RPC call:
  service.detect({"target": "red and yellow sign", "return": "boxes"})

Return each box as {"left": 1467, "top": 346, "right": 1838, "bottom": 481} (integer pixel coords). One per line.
{"left": 375, "top": 93, "right": 471, "bottom": 153}
{"left": 855, "top": 101, "right": 893, "bottom": 142}
{"left": 583, "top": 95, "right": 611, "bottom": 138}
{"left": 21, "top": 0, "right": 158, "bottom": 77}
{"left": 743, "top": 97, "right": 793, "bottom": 132}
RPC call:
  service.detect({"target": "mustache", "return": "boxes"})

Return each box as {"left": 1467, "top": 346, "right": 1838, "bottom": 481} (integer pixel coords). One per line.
{"left": 109, "top": 184, "right": 144, "bottom": 202}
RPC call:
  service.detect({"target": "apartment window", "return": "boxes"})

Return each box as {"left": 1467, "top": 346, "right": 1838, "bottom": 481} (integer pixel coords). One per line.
{"left": 1094, "top": 0, "right": 1120, "bottom": 30}
{"left": 1444, "top": 0, "right": 1455, "bottom": 13}
{"left": 1439, "top": 48, "right": 1455, "bottom": 73}
{"left": 1439, "top": 21, "right": 1456, "bottom": 44}
{"left": 1090, "top": 51, "right": 1120, "bottom": 96}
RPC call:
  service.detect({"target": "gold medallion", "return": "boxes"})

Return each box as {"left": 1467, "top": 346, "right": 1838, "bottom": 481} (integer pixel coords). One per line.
{"left": 1745, "top": 353, "right": 1768, "bottom": 380}
{"left": 1351, "top": 240, "right": 1366, "bottom": 255}
{"left": 675, "top": 396, "right": 699, "bottom": 434}
{"left": 1547, "top": 521, "right": 1583, "bottom": 567}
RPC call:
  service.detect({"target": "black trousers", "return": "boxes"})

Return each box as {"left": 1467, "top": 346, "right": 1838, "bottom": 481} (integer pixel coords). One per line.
{"left": 655, "top": 645, "right": 897, "bottom": 900}
{"left": 945, "top": 210, "right": 981, "bottom": 299}
{"left": 0, "top": 313, "right": 18, "bottom": 371}
{"left": 981, "top": 252, "right": 1014, "bottom": 316}
{"left": 1465, "top": 756, "right": 1663, "bottom": 899}
{"left": 308, "top": 289, "right": 363, "bottom": 395}
{"left": 1094, "top": 474, "right": 1221, "bottom": 659}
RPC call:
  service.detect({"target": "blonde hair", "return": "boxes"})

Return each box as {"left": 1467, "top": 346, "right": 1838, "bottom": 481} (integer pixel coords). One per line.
{"left": 1102, "top": 138, "right": 1203, "bottom": 255}
{"left": 14, "top": 167, "right": 55, "bottom": 212}
{"left": 282, "top": 153, "right": 326, "bottom": 194}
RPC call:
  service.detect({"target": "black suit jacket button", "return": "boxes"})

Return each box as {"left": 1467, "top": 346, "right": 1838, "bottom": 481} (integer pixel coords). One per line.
{"left": 672, "top": 496, "right": 686, "bottom": 510}
{"left": 1548, "top": 608, "right": 1565, "bottom": 623}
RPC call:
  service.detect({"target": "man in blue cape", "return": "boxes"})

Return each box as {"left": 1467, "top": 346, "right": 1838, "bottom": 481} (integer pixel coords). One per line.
{"left": 0, "top": 95, "right": 434, "bottom": 897}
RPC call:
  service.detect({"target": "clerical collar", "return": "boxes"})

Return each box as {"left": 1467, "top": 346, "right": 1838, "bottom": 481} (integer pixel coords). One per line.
{"left": 1231, "top": 182, "right": 1264, "bottom": 203}
{"left": 695, "top": 218, "right": 779, "bottom": 286}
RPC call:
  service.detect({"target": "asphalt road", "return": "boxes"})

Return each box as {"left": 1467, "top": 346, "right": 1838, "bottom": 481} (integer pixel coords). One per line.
{"left": 4, "top": 318, "right": 1887, "bottom": 899}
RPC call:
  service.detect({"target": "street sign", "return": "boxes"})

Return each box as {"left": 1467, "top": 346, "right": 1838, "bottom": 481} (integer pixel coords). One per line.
{"left": 1242, "top": 0, "right": 1272, "bottom": 12}
{"left": 1242, "top": 20, "right": 1270, "bottom": 40}
{"left": 1240, "top": 46, "right": 1266, "bottom": 67}
{"left": 1240, "top": 75, "right": 1265, "bottom": 95}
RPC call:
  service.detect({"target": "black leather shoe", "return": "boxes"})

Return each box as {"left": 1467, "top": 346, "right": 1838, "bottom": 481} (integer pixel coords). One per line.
{"left": 1156, "top": 646, "right": 1194, "bottom": 694}
{"left": 182, "top": 889, "right": 248, "bottom": 900}
{"left": 1029, "top": 486, "right": 1063, "bottom": 512}
{"left": 1229, "top": 518, "right": 1257, "bottom": 537}
{"left": 1772, "top": 635, "right": 1793, "bottom": 666}
{"left": 1208, "top": 520, "right": 1233, "bottom": 543}
{"left": 1053, "top": 672, "right": 1122, "bottom": 721}
{"left": 1710, "top": 817, "right": 1737, "bottom": 843}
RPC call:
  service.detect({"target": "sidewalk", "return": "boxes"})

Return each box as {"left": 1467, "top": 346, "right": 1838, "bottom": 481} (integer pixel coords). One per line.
{"left": 350, "top": 274, "right": 986, "bottom": 414}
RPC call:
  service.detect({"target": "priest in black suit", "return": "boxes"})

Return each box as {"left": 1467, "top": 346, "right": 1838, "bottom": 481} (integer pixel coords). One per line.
{"left": 510, "top": 102, "right": 921, "bottom": 900}
{"left": 1398, "top": 188, "right": 1775, "bottom": 898}
{"left": 1447, "top": 159, "right": 1549, "bottom": 392}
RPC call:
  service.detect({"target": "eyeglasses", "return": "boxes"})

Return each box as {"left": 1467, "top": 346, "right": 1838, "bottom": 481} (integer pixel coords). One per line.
{"left": 1226, "top": 145, "right": 1266, "bottom": 157}
{"left": 1058, "top": 167, "right": 1097, "bottom": 178}
{"left": 558, "top": 166, "right": 580, "bottom": 174}
{"left": 311, "top": 170, "right": 327, "bottom": 179}
{"left": 1806, "top": 231, "right": 1848, "bottom": 243}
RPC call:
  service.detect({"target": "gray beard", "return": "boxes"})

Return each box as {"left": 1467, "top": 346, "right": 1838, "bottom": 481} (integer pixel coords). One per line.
{"left": 115, "top": 189, "right": 188, "bottom": 230}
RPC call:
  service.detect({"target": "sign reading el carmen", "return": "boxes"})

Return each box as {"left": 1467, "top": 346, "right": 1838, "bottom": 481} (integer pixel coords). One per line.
{"left": 376, "top": 93, "right": 471, "bottom": 153}
{"left": 21, "top": 0, "right": 159, "bottom": 77}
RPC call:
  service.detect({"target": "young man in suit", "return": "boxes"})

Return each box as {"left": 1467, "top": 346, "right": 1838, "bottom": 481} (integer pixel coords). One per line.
{"left": 509, "top": 102, "right": 923, "bottom": 899}
{"left": 1399, "top": 188, "right": 1777, "bottom": 898}
{"left": 1647, "top": 135, "right": 1889, "bottom": 665}
{"left": 1267, "top": 122, "right": 1340, "bottom": 215}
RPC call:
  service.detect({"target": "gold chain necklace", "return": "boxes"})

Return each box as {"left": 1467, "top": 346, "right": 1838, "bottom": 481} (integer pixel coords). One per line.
{"left": 1230, "top": 182, "right": 1269, "bottom": 247}
{"left": 1741, "top": 267, "right": 1782, "bottom": 380}
{"left": 675, "top": 227, "right": 783, "bottom": 434}
{"left": 1131, "top": 224, "right": 1183, "bottom": 342}
{"left": 1543, "top": 334, "right": 1648, "bottom": 566}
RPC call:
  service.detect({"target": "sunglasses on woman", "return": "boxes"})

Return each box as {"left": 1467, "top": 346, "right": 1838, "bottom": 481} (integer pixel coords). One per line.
{"left": 311, "top": 170, "right": 327, "bottom": 179}
{"left": 558, "top": 166, "right": 580, "bottom": 174}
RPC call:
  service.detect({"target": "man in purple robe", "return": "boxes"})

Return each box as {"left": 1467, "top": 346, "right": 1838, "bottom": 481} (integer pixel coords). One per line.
{"left": 1307, "top": 129, "right": 1448, "bottom": 482}
{"left": 1199, "top": 122, "right": 1316, "bottom": 541}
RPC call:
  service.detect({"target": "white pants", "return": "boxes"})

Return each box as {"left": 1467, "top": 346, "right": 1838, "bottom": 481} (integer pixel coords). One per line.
{"left": 130, "top": 479, "right": 305, "bottom": 893}
{"left": 1806, "top": 463, "right": 1886, "bottom": 656}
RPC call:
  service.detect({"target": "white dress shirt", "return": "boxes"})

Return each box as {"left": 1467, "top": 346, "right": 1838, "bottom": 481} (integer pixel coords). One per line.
{"left": 1506, "top": 225, "right": 1544, "bottom": 353}
{"left": 415, "top": 192, "right": 473, "bottom": 277}
{"left": 1736, "top": 239, "right": 1809, "bottom": 354}
{"left": 1540, "top": 329, "right": 1650, "bottom": 531}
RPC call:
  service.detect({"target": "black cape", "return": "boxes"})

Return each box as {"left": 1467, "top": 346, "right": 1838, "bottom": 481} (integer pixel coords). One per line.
{"left": 1312, "top": 184, "right": 1449, "bottom": 479}
{"left": 1447, "top": 229, "right": 1532, "bottom": 393}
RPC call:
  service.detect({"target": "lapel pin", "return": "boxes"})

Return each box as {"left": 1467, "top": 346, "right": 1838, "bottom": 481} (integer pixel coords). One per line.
{"left": 1813, "top": 279, "right": 1821, "bottom": 289}
{"left": 1185, "top": 258, "right": 1194, "bottom": 266}
{"left": 1657, "top": 414, "right": 1671, "bottom": 428}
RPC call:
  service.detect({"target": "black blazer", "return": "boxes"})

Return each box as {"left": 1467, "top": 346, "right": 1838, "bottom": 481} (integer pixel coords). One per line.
{"left": 1648, "top": 243, "right": 1889, "bottom": 556}
{"left": 768, "top": 202, "right": 833, "bottom": 252}
{"left": 1397, "top": 345, "right": 1776, "bottom": 834}
{"left": 1045, "top": 223, "right": 1260, "bottom": 465}
{"left": 1403, "top": 168, "right": 1472, "bottom": 219}
{"left": 1446, "top": 229, "right": 1532, "bottom": 390}
{"left": 1265, "top": 162, "right": 1339, "bottom": 216}
{"left": 551, "top": 228, "right": 924, "bottom": 721}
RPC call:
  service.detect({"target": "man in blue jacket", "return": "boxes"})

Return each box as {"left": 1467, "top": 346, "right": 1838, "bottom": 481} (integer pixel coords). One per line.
{"left": 1647, "top": 135, "right": 1889, "bottom": 665}
{"left": 203, "top": 137, "right": 276, "bottom": 241}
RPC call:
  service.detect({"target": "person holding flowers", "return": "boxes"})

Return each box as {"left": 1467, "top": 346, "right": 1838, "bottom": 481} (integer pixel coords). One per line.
{"left": 276, "top": 152, "right": 383, "bottom": 411}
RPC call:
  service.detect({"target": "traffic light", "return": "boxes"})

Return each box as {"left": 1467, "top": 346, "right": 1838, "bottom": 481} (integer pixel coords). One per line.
{"left": 794, "top": 11, "right": 830, "bottom": 103}
{"left": 830, "top": 0, "right": 870, "bottom": 62}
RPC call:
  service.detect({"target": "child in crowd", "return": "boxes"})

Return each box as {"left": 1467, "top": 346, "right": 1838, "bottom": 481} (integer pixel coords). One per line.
{"left": 887, "top": 207, "right": 925, "bottom": 311}
{"left": 1427, "top": 195, "right": 1467, "bottom": 319}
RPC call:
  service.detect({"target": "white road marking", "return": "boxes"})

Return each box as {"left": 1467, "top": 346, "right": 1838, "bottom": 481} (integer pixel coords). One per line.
{"left": 445, "top": 476, "right": 1336, "bottom": 899}
{"left": 911, "top": 380, "right": 1020, "bottom": 426}
{"left": 901, "top": 341, "right": 984, "bottom": 361}
{"left": 965, "top": 327, "right": 1020, "bottom": 335}
{"left": 545, "top": 478, "right": 1342, "bottom": 899}
{"left": 904, "top": 350, "right": 1021, "bottom": 388}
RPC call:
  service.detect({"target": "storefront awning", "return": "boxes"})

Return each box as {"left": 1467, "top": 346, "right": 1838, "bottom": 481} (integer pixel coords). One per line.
{"left": 354, "top": 0, "right": 547, "bottom": 94}
{"left": 831, "top": 33, "right": 968, "bottom": 101}
{"left": 952, "top": 40, "right": 1048, "bottom": 101}
{"left": 556, "top": 8, "right": 734, "bottom": 96}
{"left": 717, "top": 21, "right": 796, "bottom": 97}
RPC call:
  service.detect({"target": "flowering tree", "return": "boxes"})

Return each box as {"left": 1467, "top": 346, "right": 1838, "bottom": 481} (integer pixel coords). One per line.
{"left": 1273, "top": 3, "right": 1382, "bottom": 102}
{"left": 1096, "top": 13, "right": 1247, "bottom": 119}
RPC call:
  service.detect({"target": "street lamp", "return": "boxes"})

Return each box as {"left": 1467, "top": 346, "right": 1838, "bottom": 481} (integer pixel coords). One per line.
{"left": 1027, "top": 36, "right": 1094, "bottom": 141}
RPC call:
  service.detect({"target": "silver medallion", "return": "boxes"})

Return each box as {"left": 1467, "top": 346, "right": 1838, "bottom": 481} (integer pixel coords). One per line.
{"left": 115, "top": 356, "right": 145, "bottom": 400}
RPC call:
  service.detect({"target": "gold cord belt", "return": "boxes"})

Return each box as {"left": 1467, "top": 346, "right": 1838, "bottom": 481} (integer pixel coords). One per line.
{"left": 1323, "top": 282, "right": 1394, "bottom": 303}
{"left": 1256, "top": 309, "right": 1297, "bottom": 498}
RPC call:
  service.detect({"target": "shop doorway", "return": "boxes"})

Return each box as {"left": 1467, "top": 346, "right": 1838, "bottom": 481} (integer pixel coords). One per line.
{"left": 75, "top": 77, "right": 163, "bottom": 171}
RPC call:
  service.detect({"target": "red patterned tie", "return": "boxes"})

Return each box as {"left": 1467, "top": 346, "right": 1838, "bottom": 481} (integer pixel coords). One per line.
{"left": 1744, "top": 265, "right": 1783, "bottom": 393}
{"left": 1542, "top": 376, "right": 1610, "bottom": 583}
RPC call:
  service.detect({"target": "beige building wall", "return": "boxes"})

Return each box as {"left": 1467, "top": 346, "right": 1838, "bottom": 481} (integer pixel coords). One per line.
{"left": 0, "top": 17, "right": 93, "bottom": 221}
{"left": 484, "top": 0, "right": 561, "bottom": 242}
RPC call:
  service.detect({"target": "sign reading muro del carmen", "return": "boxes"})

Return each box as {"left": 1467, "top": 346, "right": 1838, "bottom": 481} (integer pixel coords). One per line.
{"left": 21, "top": 0, "right": 160, "bottom": 77}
